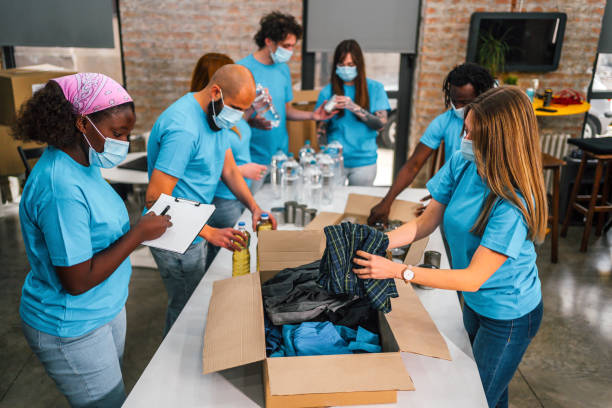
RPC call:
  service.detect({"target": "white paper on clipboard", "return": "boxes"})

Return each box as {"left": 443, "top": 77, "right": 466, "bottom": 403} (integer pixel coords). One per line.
{"left": 141, "top": 193, "right": 215, "bottom": 254}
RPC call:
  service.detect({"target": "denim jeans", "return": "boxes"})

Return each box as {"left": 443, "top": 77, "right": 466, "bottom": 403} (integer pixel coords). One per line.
{"left": 463, "top": 300, "right": 543, "bottom": 408}
{"left": 205, "top": 196, "right": 245, "bottom": 269}
{"left": 344, "top": 163, "right": 377, "bottom": 186}
{"left": 150, "top": 240, "right": 207, "bottom": 335}
{"left": 21, "top": 307, "right": 127, "bottom": 408}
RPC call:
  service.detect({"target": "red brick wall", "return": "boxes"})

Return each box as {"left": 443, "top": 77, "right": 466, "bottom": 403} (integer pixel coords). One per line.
{"left": 119, "top": 0, "right": 302, "bottom": 133}
{"left": 410, "top": 0, "right": 606, "bottom": 185}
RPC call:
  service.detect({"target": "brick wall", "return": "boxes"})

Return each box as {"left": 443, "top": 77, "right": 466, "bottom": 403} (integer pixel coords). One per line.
{"left": 409, "top": 0, "right": 606, "bottom": 185}
{"left": 120, "top": 0, "right": 302, "bottom": 133}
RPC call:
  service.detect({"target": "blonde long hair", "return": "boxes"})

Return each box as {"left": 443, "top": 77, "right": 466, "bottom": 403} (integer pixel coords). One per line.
{"left": 467, "top": 86, "right": 548, "bottom": 244}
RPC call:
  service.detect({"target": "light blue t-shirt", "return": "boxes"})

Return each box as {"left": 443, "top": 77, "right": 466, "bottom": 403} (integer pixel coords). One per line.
{"left": 419, "top": 110, "right": 464, "bottom": 163}
{"left": 147, "top": 93, "right": 230, "bottom": 243}
{"left": 237, "top": 54, "right": 293, "bottom": 165}
{"left": 214, "top": 118, "right": 252, "bottom": 200}
{"left": 315, "top": 79, "right": 390, "bottom": 168}
{"left": 19, "top": 147, "right": 131, "bottom": 337}
{"left": 426, "top": 151, "right": 542, "bottom": 320}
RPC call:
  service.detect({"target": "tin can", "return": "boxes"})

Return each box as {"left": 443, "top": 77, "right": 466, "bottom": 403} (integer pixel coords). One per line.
{"left": 543, "top": 88, "right": 553, "bottom": 107}
{"left": 271, "top": 207, "right": 285, "bottom": 225}
{"left": 284, "top": 201, "right": 297, "bottom": 224}
{"left": 423, "top": 250, "right": 441, "bottom": 268}
{"left": 295, "top": 204, "right": 307, "bottom": 227}
{"left": 304, "top": 208, "right": 317, "bottom": 226}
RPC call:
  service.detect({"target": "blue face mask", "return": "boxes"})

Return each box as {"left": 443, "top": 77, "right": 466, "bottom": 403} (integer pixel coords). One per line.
{"left": 83, "top": 117, "right": 129, "bottom": 168}
{"left": 336, "top": 65, "right": 358, "bottom": 82}
{"left": 460, "top": 131, "right": 475, "bottom": 162}
{"left": 212, "top": 89, "right": 244, "bottom": 129}
{"left": 451, "top": 102, "right": 465, "bottom": 120}
{"left": 270, "top": 45, "right": 293, "bottom": 64}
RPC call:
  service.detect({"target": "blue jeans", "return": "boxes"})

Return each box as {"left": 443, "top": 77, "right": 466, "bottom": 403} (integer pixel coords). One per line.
{"left": 344, "top": 163, "right": 377, "bottom": 186}
{"left": 463, "top": 300, "right": 543, "bottom": 408}
{"left": 205, "top": 196, "right": 245, "bottom": 269}
{"left": 21, "top": 307, "right": 126, "bottom": 408}
{"left": 150, "top": 240, "right": 207, "bottom": 335}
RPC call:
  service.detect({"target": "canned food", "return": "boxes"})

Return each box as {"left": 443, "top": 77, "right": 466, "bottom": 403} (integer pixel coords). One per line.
{"left": 284, "top": 201, "right": 297, "bottom": 224}
{"left": 271, "top": 207, "right": 285, "bottom": 225}
{"left": 304, "top": 208, "right": 317, "bottom": 225}
{"left": 295, "top": 204, "right": 307, "bottom": 227}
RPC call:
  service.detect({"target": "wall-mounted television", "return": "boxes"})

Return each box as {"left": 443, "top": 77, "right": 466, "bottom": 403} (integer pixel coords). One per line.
{"left": 466, "top": 12, "right": 567, "bottom": 72}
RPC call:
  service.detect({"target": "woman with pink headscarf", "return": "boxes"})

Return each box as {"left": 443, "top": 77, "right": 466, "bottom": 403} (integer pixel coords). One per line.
{"left": 12, "top": 73, "right": 171, "bottom": 407}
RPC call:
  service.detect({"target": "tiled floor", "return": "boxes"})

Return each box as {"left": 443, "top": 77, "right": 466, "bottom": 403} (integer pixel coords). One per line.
{"left": 1, "top": 196, "right": 611, "bottom": 407}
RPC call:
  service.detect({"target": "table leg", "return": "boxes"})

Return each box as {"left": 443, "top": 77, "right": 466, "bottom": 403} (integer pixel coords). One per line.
{"left": 595, "top": 162, "right": 611, "bottom": 236}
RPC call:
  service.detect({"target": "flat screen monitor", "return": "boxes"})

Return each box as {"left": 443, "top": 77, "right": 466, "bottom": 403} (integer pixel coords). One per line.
{"left": 466, "top": 12, "right": 567, "bottom": 72}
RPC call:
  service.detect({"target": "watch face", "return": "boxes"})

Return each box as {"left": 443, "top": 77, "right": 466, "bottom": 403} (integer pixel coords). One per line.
{"left": 403, "top": 268, "right": 414, "bottom": 281}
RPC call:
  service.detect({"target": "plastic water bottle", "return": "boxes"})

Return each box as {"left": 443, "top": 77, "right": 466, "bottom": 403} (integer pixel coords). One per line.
{"left": 232, "top": 222, "right": 251, "bottom": 277}
{"left": 298, "top": 140, "right": 315, "bottom": 161}
{"left": 270, "top": 149, "right": 287, "bottom": 199}
{"left": 303, "top": 160, "right": 322, "bottom": 208}
{"left": 253, "top": 84, "right": 280, "bottom": 128}
{"left": 326, "top": 141, "right": 345, "bottom": 186}
{"left": 281, "top": 153, "right": 300, "bottom": 202}
{"left": 317, "top": 152, "right": 335, "bottom": 205}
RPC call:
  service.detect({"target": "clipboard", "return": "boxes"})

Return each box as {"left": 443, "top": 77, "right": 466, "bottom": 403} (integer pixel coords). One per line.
{"left": 142, "top": 193, "right": 215, "bottom": 254}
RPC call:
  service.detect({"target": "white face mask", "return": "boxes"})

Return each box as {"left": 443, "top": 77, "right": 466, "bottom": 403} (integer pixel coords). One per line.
{"left": 460, "top": 130, "right": 475, "bottom": 162}
{"left": 82, "top": 116, "right": 129, "bottom": 168}
{"left": 451, "top": 102, "right": 465, "bottom": 120}
{"left": 270, "top": 45, "right": 293, "bottom": 64}
{"left": 211, "top": 89, "right": 244, "bottom": 129}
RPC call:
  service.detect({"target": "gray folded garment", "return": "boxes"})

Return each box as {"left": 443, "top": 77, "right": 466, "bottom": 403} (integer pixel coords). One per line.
{"left": 262, "top": 260, "right": 357, "bottom": 326}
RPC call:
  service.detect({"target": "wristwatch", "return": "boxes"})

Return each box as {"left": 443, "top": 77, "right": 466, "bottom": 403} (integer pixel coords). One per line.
{"left": 401, "top": 265, "right": 415, "bottom": 282}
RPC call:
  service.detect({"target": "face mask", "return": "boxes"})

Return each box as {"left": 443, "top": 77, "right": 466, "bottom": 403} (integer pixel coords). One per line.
{"left": 270, "top": 45, "right": 293, "bottom": 64}
{"left": 336, "top": 65, "right": 358, "bottom": 82}
{"left": 211, "top": 89, "right": 244, "bottom": 130}
{"left": 83, "top": 117, "right": 129, "bottom": 168}
{"left": 451, "top": 102, "right": 465, "bottom": 120}
{"left": 460, "top": 131, "right": 475, "bottom": 162}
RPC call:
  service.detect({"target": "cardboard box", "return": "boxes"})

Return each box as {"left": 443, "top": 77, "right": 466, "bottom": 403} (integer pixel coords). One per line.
{"left": 0, "top": 67, "right": 75, "bottom": 125}
{"left": 0, "top": 124, "right": 45, "bottom": 177}
{"left": 287, "top": 90, "right": 319, "bottom": 157}
{"left": 305, "top": 193, "right": 429, "bottom": 266}
{"left": 202, "top": 230, "right": 451, "bottom": 407}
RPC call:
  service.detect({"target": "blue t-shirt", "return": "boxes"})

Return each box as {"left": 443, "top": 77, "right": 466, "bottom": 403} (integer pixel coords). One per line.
{"left": 19, "top": 147, "right": 131, "bottom": 337}
{"left": 237, "top": 54, "right": 293, "bottom": 165}
{"left": 214, "top": 118, "right": 252, "bottom": 200}
{"left": 315, "top": 79, "right": 390, "bottom": 168}
{"left": 419, "top": 110, "right": 464, "bottom": 163}
{"left": 426, "top": 151, "right": 542, "bottom": 320}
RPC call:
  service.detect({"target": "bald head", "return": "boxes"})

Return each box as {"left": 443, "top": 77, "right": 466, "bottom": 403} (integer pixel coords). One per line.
{"left": 208, "top": 64, "right": 255, "bottom": 109}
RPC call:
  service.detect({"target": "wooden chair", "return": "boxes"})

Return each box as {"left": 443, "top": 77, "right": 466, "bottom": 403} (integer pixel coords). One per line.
{"left": 17, "top": 146, "right": 46, "bottom": 180}
{"left": 542, "top": 153, "right": 565, "bottom": 263}
{"left": 561, "top": 137, "right": 612, "bottom": 252}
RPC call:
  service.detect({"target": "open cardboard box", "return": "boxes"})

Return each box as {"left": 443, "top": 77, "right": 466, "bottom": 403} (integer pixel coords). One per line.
{"left": 305, "top": 193, "right": 430, "bottom": 267}
{"left": 203, "top": 230, "right": 451, "bottom": 407}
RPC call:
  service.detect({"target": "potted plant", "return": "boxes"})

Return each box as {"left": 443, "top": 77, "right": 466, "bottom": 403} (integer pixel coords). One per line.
{"left": 477, "top": 27, "right": 511, "bottom": 78}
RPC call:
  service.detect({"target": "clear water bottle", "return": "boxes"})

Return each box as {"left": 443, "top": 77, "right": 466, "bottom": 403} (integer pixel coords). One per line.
{"left": 303, "top": 160, "right": 322, "bottom": 208}
{"left": 253, "top": 84, "right": 280, "bottom": 128}
{"left": 326, "top": 141, "right": 345, "bottom": 186}
{"left": 232, "top": 222, "right": 251, "bottom": 277}
{"left": 281, "top": 153, "right": 300, "bottom": 202}
{"left": 317, "top": 152, "right": 335, "bottom": 205}
{"left": 270, "top": 149, "right": 287, "bottom": 199}
{"left": 298, "top": 140, "right": 316, "bottom": 162}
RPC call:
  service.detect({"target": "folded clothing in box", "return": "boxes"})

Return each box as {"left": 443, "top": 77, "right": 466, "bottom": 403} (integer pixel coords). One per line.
{"left": 268, "top": 321, "right": 381, "bottom": 357}
{"left": 318, "top": 223, "right": 398, "bottom": 313}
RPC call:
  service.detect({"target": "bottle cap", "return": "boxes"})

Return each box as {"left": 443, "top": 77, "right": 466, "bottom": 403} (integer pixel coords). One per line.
{"left": 288, "top": 152, "right": 294, "bottom": 157}
{"left": 261, "top": 212, "right": 269, "bottom": 218}
{"left": 305, "top": 140, "right": 311, "bottom": 145}
{"left": 238, "top": 221, "right": 246, "bottom": 226}
{"left": 310, "top": 160, "right": 317, "bottom": 165}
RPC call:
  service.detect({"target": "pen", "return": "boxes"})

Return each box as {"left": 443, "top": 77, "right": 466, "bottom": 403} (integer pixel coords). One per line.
{"left": 161, "top": 205, "right": 170, "bottom": 216}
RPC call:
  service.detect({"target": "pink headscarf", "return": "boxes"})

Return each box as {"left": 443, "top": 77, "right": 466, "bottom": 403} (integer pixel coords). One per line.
{"left": 52, "top": 73, "right": 133, "bottom": 115}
